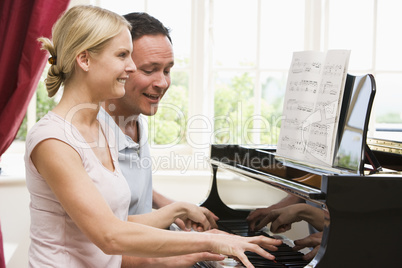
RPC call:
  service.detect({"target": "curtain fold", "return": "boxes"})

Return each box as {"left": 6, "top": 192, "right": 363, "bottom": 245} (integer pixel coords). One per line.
{"left": 0, "top": 1, "right": 70, "bottom": 267}
{"left": 0, "top": 0, "right": 70, "bottom": 159}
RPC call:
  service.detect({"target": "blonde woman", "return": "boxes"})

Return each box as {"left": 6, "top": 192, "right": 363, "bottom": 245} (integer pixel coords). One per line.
{"left": 25, "top": 5, "right": 281, "bottom": 268}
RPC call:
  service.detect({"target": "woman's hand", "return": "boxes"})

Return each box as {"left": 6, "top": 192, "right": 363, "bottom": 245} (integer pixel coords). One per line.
{"left": 209, "top": 233, "right": 282, "bottom": 268}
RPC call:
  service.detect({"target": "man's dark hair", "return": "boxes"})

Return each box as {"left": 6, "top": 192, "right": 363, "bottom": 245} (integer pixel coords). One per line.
{"left": 123, "top": 12, "right": 172, "bottom": 44}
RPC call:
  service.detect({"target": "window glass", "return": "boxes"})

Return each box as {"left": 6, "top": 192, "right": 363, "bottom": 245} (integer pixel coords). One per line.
{"left": 260, "top": 71, "right": 288, "bottom": 144}
{"left": 376, "top": 0, "right": 402, "bottom": 70}
{"left": 327, "top": 0, "right": 374, "bottom": 70}
{"left": 213, "top": 71, "right": 256, "bottom": 144}
{"left": 213, "top": 0, "right": 258, "bottom": 68}
{"left": 260, "top": 0, "right": 305, "bottom": 69}
{"left": 147, "top": 0, "right": 191, "bottom": 68}
{"left": 99, "top": 0, "right": 144, "bottom": 15}
{"left": 372, "top": 73, "right": 402, "bottom": 140}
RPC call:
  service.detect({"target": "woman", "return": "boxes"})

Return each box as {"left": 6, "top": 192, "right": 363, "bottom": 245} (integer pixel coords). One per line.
{"left": 25, "top": 5, "right": 281, "bottom": 268}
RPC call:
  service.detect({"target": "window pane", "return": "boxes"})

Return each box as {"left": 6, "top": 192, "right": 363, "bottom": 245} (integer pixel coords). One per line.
{"left": 147, "top": 0, "right": 191, "bottom": 68}
{"left": 260, "top": 0, "right": 305, "bottom": 69}
{"left": 213, "top": 0, "right": 258, "bottom": 68}
{"left": 260, "top": 71, "right": 288, "bottom": 144}
{"left": 99, "top": 0, "right": 144, "bottom": 15}
{"left": 213, "top": 71, "right": 256, "bottom": 144}
{"left": 371, "top": 73, "right": 402, "bottom": 141}
{"left": 328, "top": 0, "right": 374, "bottom": 70}
{"left": 376, "top": 0, "right": 402, "bottom": 70}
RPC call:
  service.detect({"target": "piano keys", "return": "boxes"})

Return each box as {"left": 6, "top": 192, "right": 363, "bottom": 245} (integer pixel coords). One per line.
{"left": 213, "top": 219, "right": 310, "bottom": 268}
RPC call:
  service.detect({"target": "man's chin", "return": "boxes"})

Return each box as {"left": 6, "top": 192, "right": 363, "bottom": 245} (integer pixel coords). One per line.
{"left": 144, "top": 107, "right": 159, "bottom": 116}
{"left": 143, "top": 110, "right": 158, "bottom": 116}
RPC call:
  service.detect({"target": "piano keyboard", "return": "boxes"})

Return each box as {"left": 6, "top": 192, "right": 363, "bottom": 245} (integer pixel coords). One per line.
{"left": 194, "top": 219, "right": 310, "bottom": 268}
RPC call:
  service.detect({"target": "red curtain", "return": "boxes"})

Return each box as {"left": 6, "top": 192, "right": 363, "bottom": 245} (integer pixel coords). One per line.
{"left": 0, "top": 0, "right": 70, "bottom": 159}
{"left": 0, "top": 1, "right": 70, "bottom": 267}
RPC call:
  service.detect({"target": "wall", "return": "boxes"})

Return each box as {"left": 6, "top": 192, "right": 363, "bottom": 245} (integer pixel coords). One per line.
{"left": 0, "top": 142, "right": 30, "bottom": 267}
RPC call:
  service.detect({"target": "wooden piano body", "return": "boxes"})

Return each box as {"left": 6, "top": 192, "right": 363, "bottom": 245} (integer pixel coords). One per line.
{"left": 198, "top": 74, "right": 402, "bottom": 267}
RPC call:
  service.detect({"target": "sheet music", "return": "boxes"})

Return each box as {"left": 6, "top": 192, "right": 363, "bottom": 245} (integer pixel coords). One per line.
{"left": 277, "top": 50, "right": 350, "bottom": 166}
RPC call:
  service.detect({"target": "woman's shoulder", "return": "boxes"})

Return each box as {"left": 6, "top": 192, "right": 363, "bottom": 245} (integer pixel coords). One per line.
{"left": 27, "top": 112, "right": 67, "bottom": 139}
{"left": 25, "top": 111, "right": 83, "bottom": 154}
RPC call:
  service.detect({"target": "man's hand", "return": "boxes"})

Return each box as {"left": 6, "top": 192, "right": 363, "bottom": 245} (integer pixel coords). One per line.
{"left": 248, "top": 203, "right": 325, "bottom": 233}
{"left": 293, "top": 231, "right": 322, "bottom": 261}
{"left": 175, "top": 204, "right": 219, "bottom": 231}
{"left": 247, "top": 194, "right": 303, "bottom": 231}
{"left": 247, "top": 207, "right": 276, "bottom": 231}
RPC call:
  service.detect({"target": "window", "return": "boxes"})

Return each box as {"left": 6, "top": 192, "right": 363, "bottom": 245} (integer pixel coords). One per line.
{"left": 212, "top": 0, "right": 305, "bottom": 145}
{"left": 20, "top": 0, "right": 402, "bottom": 169}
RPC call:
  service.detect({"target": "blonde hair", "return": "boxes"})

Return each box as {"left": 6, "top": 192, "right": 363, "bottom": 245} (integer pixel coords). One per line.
{"left": 38, "top": 5, "right": 131, "bottom": 97}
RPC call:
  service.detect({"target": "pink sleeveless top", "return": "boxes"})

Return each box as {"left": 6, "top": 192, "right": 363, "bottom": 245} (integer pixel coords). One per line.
{"left": 25, "top": 111, "right": 131, "bottom": 268}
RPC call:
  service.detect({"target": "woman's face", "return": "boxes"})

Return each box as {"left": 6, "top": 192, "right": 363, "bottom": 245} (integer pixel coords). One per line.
{"left": 88, "top": 27, "right": 136, "bottom": 100}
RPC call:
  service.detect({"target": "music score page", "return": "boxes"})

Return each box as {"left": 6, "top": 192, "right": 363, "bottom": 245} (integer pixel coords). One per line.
{"left": 277, "top": 50, "right": 351, "bottom": 167}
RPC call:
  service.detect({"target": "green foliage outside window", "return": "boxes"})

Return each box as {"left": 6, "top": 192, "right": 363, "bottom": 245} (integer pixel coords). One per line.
{"left": 214, "top": 72, "right": 283, "bottom": 145}
{"left": 377, "top": 113, "right": 402, "bottom": 123}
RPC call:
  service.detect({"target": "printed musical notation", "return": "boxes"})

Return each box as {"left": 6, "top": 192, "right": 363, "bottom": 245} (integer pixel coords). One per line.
{"left": 277, "top": 50, "right": 350, "bottom": 166}
{"left": 289, "top": 80, "right": 318, "bottom": 94}
{"left": 291, "top": 59, "right": 322, "bottom": 74}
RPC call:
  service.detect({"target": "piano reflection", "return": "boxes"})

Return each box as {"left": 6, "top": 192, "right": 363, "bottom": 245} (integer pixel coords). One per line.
{"left": 194, "top": 74, "right": 402, "bottom": 267}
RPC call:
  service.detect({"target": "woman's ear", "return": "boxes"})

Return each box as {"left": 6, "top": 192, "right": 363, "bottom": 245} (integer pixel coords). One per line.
{"left": 77, "top": 50, "right": 90, "bottom": 72}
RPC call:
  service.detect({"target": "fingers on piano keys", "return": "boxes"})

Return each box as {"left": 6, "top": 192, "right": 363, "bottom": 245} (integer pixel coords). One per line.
{"left": 201, "top": 219, "right": 311, "bottom": 268}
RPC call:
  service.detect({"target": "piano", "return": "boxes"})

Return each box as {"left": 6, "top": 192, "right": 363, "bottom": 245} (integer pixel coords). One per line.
{"left": 195, "top": 74, "right": 402, "bottom": 267}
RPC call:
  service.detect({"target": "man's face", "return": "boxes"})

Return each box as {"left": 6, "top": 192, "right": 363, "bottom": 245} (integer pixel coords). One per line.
{"left": 118, "top": 34, "right": 174, "bottom": 117}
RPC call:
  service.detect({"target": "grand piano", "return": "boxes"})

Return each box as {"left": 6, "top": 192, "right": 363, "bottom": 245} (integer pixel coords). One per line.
{"left": 195, "top": 74, "right": 402, "bottom": 267}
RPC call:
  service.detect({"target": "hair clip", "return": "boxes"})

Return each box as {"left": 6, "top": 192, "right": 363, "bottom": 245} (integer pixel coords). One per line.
{"left": 48, "top": 56, "right": 57, "bottom": 65}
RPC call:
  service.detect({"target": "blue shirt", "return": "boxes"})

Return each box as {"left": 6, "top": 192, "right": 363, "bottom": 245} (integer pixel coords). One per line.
{"left": 98, "top": 107, "right": 153, "bottom": 215}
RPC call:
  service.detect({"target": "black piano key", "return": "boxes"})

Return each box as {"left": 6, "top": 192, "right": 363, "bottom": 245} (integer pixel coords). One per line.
{"left": 274, "top": 255, "right": 304, "bottom": 261}
{"left": 248, "top": 262, "right": 284, "bottom": 268}
{"left": 270, "top": 251, "right": 304, "bottom": 257}
{"left": 192, "top": 262, "right": 213, "bottom": 268}
{"left": 246, "top": 251, "right": 303, "bottom": 261}
{"left": 274, "top": 245, "right": 294, "bottom": 252}
{"left": 216, "top": 219, "right": 310, "bottom": 268}
{"left": 283, "top": 261, "right": 310, "bottom": 267}
{"left": 243, "top": 254, "right": 284, "bottom": 267}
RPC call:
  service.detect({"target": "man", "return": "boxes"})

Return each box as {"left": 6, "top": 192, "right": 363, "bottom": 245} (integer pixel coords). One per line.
{"left": 99, "top": 12, "right": 222, "bottom": 267}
